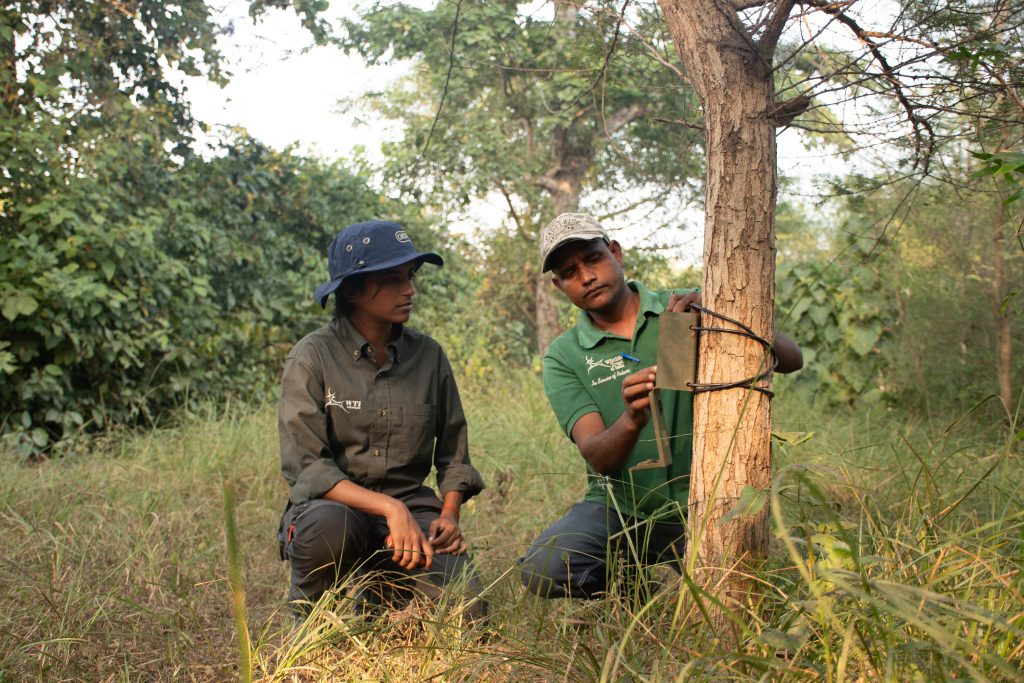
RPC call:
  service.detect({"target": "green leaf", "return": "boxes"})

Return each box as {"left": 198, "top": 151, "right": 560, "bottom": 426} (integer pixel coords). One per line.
{"left": 2, "top": 293, "right": 38, "bottom": 321}
{"left": 808, "top": 304, "right": 829, "bottom": 327}
{"left": 100, "top": 259, "right": 116, "bottom": 281}
{"left": 772, "top": 431, "right": 815, "bottom": 446}
{"left": 720, "top": 486, "right": 767, "bottom": 524}
{"left": 848, "top": 320, "right": 882, "bottom": 356}
{"left": 1001, "top": 291, "right": 1017, "bottom": 316}
{"left": 0, "top": 341, "right": 16, "bottom": 374}
{"left": 31, "top": 428, "right": 49, "bottom": 448}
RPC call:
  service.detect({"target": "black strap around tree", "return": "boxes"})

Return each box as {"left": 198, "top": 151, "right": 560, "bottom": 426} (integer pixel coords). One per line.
{"left": 685, "top": 303, "right": 778, "bottom": 398}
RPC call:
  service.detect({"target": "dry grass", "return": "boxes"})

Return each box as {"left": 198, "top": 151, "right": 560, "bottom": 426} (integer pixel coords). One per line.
{"left": 1, "top": 371, "right": 1021, "bottom": 681}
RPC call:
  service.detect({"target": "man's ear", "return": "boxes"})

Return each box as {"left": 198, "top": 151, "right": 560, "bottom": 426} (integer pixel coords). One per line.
{"left": 550, "top": 274, "right": 564, "bottom": 293}
{"left": 608, "top": 240, "right": 625, "bottom": 266}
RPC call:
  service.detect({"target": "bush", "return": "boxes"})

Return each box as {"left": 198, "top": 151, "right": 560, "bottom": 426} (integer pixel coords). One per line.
{"left": 0, "top": 131, "right": 412, "bottom": 457}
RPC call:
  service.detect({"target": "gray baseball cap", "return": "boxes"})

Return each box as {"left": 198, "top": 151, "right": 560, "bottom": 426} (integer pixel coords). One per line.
{"left": 539, "top": 213, "right": 610, "bottom": 272}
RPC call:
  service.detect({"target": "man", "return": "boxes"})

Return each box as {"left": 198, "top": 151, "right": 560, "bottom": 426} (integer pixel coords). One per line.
{"left": 519, "top": 213, "right": 802, "bottom": 599}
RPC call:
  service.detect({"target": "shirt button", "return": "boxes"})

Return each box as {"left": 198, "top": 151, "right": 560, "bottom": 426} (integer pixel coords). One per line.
{"left": 380, "top": 409, "right": 386, "bottom": 416}
{"left": 352, "top": 350, "right": 359, "bottom": 357}
{"left": 374, "top": 448, "right": 382, "bottom": 457}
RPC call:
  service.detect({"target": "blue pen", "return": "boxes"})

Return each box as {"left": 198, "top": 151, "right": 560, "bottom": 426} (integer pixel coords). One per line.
{"left": 620, "top": 352, "right": 640, "bottom": 363}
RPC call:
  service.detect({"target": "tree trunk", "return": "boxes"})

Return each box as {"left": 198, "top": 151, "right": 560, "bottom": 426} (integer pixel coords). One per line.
{"left": 659, "top": 0, "right": 780, "bottom": 640}
{"left": 535, "top": 174, "right": 582, "bottom": 355}
{"left": 990, "top": 204, "right": 1014, "bottom": 417}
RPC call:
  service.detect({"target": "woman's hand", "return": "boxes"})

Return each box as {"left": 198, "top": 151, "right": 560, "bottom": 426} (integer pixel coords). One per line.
{"left": 428, "top": 511, "right": 467, "bottom": 555}
{"left": 384, "top": 501, "right": 433, "bottom": 570}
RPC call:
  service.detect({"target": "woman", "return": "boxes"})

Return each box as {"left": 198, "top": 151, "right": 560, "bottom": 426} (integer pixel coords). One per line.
{"left": 276, "top": 220, "right": 486, "bottom": 619}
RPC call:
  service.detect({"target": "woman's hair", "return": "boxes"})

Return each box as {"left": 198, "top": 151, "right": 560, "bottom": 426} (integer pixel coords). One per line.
{"left": 332, "top": 272, "right": 369, "bottom": 321}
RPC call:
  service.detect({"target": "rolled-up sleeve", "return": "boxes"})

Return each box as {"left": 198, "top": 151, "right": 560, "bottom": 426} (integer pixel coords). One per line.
{"left": 278, "top": 355, "right": 349, "bottom": 504}
{"left": 542, "top": 349, "right": 597, "bottom": 441}
{"left": 432, "top": 351, "right": 484, "bottom": 501}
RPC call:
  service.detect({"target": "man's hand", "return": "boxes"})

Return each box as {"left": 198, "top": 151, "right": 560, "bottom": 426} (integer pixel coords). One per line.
{"left": 668, "top": 290, "right": 701, "bottom": 313}
{"left": 621, "top": 366, "right": 657, "bottom": 431}
{"left": 428, "top": 511, "right": 467, "bottom": 555}
{"left": 384, "top": 500, "right": 433, "bottom": 570}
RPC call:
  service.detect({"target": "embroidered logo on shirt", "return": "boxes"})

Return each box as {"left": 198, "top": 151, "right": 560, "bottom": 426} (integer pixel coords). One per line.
{"left": 325, "top": 388, "right": 362, "bottom": 413}
{"left": 585, "top": 355, "right": 630, "bottom": 387}
{"left": 585, "top": 355, "right": 625, "bottom": 373}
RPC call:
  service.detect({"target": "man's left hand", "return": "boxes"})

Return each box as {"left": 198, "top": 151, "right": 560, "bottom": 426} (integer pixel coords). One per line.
{"left": 428, "top": 511, "right": 467, "bottom": 555}
{"left": 668, "top": 291, "right": 701, "bottom": 313}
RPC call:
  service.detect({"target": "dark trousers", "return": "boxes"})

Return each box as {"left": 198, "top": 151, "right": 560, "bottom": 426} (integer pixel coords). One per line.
{"left": 280, "top": 498, "right": 487, "bottom": 618}
{"left": 519, "top": 501, "right": 686, "bottom": 599}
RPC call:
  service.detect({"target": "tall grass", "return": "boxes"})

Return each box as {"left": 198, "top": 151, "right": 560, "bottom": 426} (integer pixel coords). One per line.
{"left": 0, "top": 371, "right": 1020, "bottom": 681}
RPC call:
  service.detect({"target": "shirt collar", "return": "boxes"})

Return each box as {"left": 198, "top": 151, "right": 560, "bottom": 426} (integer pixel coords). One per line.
{"left": 333, "top": 316, "right": 406, "bottom": 364}
{"left": 574, "top": 280, "right": 664, "bottom": 350}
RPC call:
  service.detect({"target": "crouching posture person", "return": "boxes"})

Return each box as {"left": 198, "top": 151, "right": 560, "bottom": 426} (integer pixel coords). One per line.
{"left": 520, "top": 213, "right": 802, "bottom": 600}
{"left": 277, "top": 220, "right": 487, "bottom": 620}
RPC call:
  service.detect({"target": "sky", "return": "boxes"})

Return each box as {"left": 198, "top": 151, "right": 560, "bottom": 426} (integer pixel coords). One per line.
{"left": 186, "top": 2, "right": 404, "bottom": 161}
{"left": 183, "top": 1, "right": 841, "bottom": 264}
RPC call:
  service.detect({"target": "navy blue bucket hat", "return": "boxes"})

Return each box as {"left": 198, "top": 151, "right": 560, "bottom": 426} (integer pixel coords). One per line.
{"left": 313, "top": 220, "right": 444, "bottom": 308}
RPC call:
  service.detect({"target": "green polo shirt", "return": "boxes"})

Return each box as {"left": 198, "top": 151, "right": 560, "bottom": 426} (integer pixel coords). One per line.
{"left": 542, "top": 281, "right": 695, "bottom": 519}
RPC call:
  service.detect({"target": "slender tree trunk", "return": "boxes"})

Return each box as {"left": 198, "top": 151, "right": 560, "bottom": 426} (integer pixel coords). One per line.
{"left": 535, "top": 276, "right": 561, "bottom": 356}
{"left": 535, "top": 178, "right": 582, "bottom": 355}
{"left": 659, "top": 0, "right": 780, "bottom": 640}
{"left": 990, "top": 205, "right": 1014, "bottom": 416}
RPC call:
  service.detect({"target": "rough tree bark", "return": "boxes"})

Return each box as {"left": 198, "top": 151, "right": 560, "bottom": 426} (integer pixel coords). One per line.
{"left": 534, "top": 123, "right": 588, "bottom": 355}
{"left": 658, "top": 0, "right": 797, "bottom": 640}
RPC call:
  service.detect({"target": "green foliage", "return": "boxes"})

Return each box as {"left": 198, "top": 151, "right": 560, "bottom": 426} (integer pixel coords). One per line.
{"left": 343, "top": 0, "right": 703, "bottom": 204}
{"left": 776, "top": 226, "right": 897, "bottom": 404}
{"left": 0, "top": 0, "right": 358, "bottom": 455}
{"left": 971, "top": 150, "right": 1024, "bottom": 206}
{"left": 343, "top": 1, "right": 705, "bottom": 350}
{"left": 411, "top": 233, "right": 539, "bottom": 380}
{"left": 0, "top": 129, "right": 402, "bottom": 456}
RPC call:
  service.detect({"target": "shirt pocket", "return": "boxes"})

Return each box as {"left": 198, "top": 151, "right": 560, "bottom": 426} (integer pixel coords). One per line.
{"left": 397, "top": 402, "right": 437, "bottom": 460}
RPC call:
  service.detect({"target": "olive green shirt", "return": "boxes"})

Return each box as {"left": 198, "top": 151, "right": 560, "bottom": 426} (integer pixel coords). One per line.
{"left": 278, "top": 317, "right": 484, "bottom": 507}
{"left": 542, "top": 281, "right": 695, "bottom": 518}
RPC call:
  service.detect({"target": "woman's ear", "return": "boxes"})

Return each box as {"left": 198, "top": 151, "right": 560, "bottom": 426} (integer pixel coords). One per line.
{"left": 340, "top": 282, "right": 360, "bottom": 303}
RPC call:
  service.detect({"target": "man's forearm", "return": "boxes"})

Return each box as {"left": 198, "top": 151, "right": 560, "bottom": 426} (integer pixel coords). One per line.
{"left": 575, "top": 412, "right": 644, "bottom": 475}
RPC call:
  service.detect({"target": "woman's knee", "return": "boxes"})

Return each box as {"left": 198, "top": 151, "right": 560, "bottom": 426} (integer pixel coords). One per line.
{"left": 288, "top": 501, "right": 369, "bottom": 572}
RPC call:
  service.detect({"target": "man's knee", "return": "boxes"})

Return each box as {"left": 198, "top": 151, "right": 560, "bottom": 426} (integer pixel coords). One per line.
{"left": 519, "top": 540, "right": 590, "bottom": 598}
{"left": 519, "top": 549, "right": 561, "bottom": 597}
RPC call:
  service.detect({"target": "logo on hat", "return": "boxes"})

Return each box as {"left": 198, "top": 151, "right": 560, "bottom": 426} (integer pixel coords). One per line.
{"left": 395, "top": 230, "right": 411, "bottom": 243}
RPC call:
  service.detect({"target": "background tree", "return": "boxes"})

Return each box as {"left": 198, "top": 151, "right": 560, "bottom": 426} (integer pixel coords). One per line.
{"left": 342, "top": 0, "right": 705, "bottom": 352}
